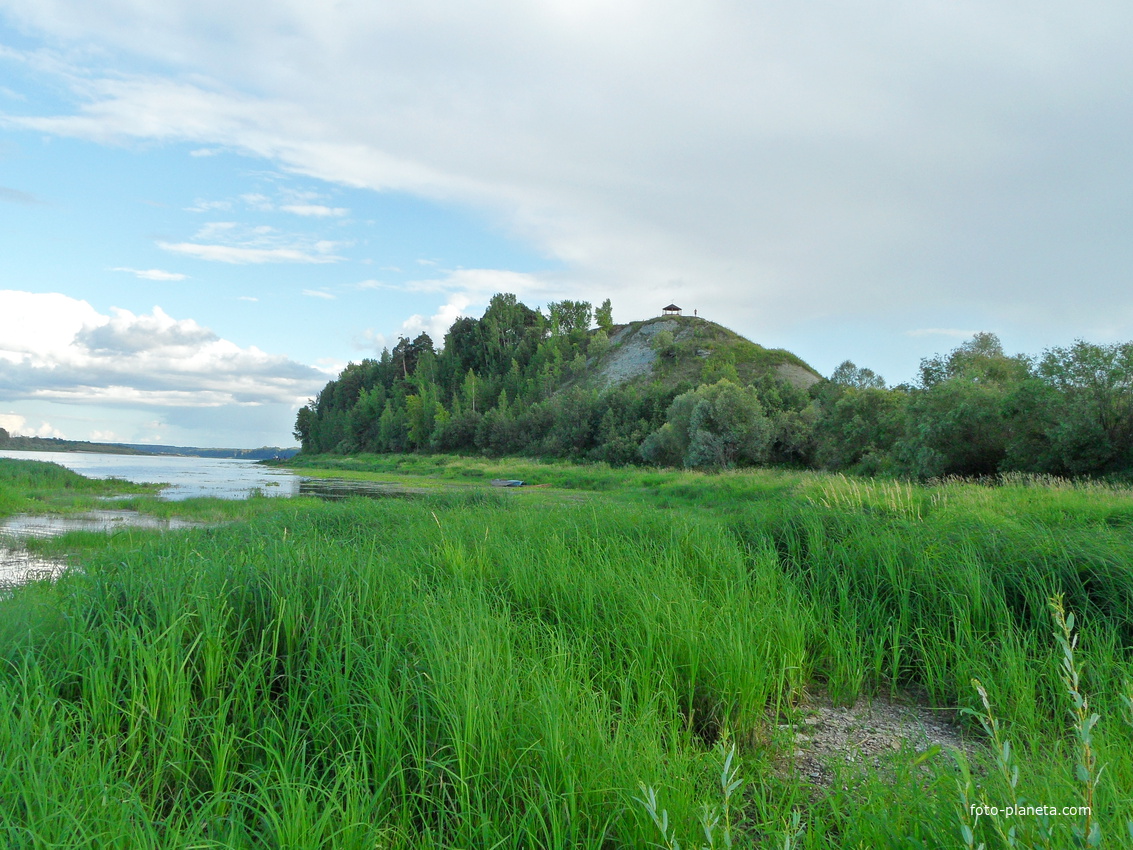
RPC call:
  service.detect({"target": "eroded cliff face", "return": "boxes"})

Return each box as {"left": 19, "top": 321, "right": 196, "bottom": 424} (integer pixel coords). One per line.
{"left": 590, "top": 316, "right": 821, "bottom": 391}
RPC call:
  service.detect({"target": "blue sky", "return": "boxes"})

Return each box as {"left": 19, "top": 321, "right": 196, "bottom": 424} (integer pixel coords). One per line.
{"left": 3, "top": 2, "right": 1133, "bottom": 447}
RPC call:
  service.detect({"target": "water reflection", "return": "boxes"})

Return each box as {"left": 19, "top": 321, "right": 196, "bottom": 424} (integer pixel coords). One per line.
{"left": 297, "top": 478, "right": 433, "bottom": 500}
{"left": 0, "top": 510, "right": 211, "bottom": 591}
{"left": 1, "top": 510, "right": 207, "bottom": 539}
{"left": 0, "top": 546, "right": 69, "bottom": 590}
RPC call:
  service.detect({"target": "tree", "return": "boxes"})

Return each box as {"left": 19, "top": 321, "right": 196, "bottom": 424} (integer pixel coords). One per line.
{"left": 814, "top": 387, "right": 906, "bottom": 471}
{"left": 348, "top": 386, "right": 386, "bottom": 452}
{"left": 895, "top": 334, "right": 1031, "bottom": 478}
{"left": 596, "top": 298, "right": 614, "bottom": 334}
{"left": 391, "top": 333, "right": 435, "bottom": 379}
{"left": 1035, "top": 341, "right": 1133, "bottom": 473}
{"left": 918, "top": 332, "right": 1029, "bottom": 388}
{"left": 547, "top": 300, "right": 593, "bottom": 336}
{"left": 641, "top": 380, "right": 771, "bottom": 470}
{"left": 0, "top": 426, "right": 10, "bottom": 445}
{"left": 896, "top": 379, "right": 1012, "bottom": 478}
{"left": 829, "top": 360, "right": 886, "bottom": 390}
{"left": 588, "top": 329, "right": 611, "bottom": 362}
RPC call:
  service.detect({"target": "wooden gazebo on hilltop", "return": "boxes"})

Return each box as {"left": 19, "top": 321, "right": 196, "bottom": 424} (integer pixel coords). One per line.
{"left": 662, "top": 303, "right": 682, "bottom": 316}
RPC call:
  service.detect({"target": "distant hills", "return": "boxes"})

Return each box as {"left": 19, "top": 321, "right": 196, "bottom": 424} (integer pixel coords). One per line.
{"left": 115, "top": 444, "right": 301, "bottom": 460}
{"left": 0, "top": 434, "right": 299, "bottom": 460}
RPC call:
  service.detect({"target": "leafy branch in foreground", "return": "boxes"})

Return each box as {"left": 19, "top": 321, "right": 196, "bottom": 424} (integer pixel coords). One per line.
{"left": 957, "top": 597, "right": 1112, "bottom": 849}
{"left": 635, "top": 740, "right": 806, "bottom": 849}
{"left": 1050, "top": 595, "right": 1102, "bottom": 848}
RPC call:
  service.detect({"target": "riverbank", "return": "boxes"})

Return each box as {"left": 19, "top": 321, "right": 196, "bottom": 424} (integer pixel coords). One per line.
{"left": 1, "top": 457, "right": 1131, "bottom": 846}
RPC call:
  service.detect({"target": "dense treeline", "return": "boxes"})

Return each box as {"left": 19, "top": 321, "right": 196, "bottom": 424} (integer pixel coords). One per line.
{"left": 296, "top": 293, "right": 1133, "bottom": 478}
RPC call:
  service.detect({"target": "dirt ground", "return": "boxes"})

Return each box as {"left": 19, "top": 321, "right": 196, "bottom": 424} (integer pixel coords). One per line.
{"left": 781, "top": 691, "right": 976, "bottom": 787}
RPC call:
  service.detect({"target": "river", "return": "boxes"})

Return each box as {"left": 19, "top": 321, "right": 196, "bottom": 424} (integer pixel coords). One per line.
{"left": 0, "top": 449, "right": 302, "bottom": 500}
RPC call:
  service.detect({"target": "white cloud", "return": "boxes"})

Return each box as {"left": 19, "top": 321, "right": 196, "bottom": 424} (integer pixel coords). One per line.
{"left": 281, "top": 203, "right": 347, "bottom": 217}
{"left": 237, "top": 295, "right": 259, "bottom": 302}
{"left": 112, "top": 267, "right": 189, "bottom": 281}
{"left": 0, "top": 290, "right": 326, "bottom": 408}
{"left": 240, "top": 193, "right": 273, "bottom": 211}
{"left": 189, "top": 147, "right": 221, "bottom": 157}
{"left": 301, "top": 289, "right": 335, "bottom": 300}
{"left": 184, "top": 199, "right": 231, "bottom": 212}
{"left": 29, "top": 421, "right": 64, "bottom": 438}
{"left": 158, "top": 241, "right": 341, "bottom": 264}
{"left": 355, "top": 269, "right": 548, "bottom": 347}
{"left": 353, "top": 328, "right": 388, "bottom": 353}
{"left": 156, "top": 219, "right": 347, "bottom": 264}
{"left": 0, "top": 413, "right": 63, "bottom": 438}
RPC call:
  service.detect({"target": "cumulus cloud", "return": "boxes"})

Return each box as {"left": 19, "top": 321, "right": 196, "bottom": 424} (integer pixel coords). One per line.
{"left": 112, "top": 267, "right": 189, "bottom": 281}
{"left": 0, "top": 413, "right": 63, "bottom": 438}
{"left": 0, "top": 290, "right": 326, "bottom": 408}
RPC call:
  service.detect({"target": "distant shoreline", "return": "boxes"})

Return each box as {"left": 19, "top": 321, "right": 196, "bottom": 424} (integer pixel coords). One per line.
{"left": 0, "top": 436, "right": 299, "bottom": 460}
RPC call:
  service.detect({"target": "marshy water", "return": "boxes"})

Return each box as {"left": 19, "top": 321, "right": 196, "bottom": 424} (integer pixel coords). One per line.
{"left": 0, "top": 449, "right": 406, "bottom": 588}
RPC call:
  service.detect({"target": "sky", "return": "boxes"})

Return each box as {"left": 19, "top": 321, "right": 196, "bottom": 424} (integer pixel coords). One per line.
{"left": 2, "top": 2, "right": 1132, "bottom": 448}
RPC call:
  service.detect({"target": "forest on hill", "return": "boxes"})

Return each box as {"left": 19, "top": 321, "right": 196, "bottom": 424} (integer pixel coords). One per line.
{"left": 295, "top": 293, "right": 1133, "bottom": 478}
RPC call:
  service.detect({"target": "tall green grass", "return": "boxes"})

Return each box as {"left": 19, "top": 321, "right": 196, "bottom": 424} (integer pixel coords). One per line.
{"left": 2, "top": 463, "right": 1132, "bottom": 846}
{"left": 0, "top": 457, "right": 157, "bottom": 516}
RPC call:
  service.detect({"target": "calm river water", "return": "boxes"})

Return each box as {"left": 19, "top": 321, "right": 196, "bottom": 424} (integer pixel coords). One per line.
{"left": 0, "top": 449, "right": 302, "bottom": 500}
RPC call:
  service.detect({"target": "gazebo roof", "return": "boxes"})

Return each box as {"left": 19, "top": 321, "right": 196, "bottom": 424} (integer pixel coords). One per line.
{"left": 662, "top": 303, "right": 681, "bottom": 311}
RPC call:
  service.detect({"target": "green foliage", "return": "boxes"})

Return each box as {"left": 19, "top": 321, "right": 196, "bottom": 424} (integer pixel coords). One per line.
{"left": 814, "top": 387, "right": 905, "bottom": 471}
{"left": 830, "top": 359, "right": 887, "bottom": 389}
{"left": 595, "top": 298, "right": 614, "bottom": 334}
{"left": 297, "top": 302, "right": 1133, "bottom": 479}
{"left": 641, "top": 380, "right": 771, "bottom": 470}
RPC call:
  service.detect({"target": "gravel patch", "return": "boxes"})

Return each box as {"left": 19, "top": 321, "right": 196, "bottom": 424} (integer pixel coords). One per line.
{"left": 781, "top": 691, "right": 974, "bottom": 787}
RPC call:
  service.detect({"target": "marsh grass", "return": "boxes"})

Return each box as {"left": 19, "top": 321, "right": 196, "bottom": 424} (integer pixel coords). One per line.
{"left": 0, "top": 457, "right": 158, "bottom": 516}
{"left": 1, "top": 463, "right": 1132, "bottom": 846}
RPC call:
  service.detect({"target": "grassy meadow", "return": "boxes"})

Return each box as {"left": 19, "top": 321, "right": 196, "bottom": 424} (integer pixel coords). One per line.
{"left": 1, "top": 456, "right": 1132, "bottom": 847}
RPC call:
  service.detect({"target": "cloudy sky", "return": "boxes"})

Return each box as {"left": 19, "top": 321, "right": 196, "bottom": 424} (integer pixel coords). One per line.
{"left": 2, "top": 2, "right": 1132, "bottom": 447}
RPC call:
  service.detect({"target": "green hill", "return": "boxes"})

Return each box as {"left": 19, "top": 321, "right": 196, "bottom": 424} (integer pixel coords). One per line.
{"left": 294, "top": 294, "right": 821, "bottom": 466}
